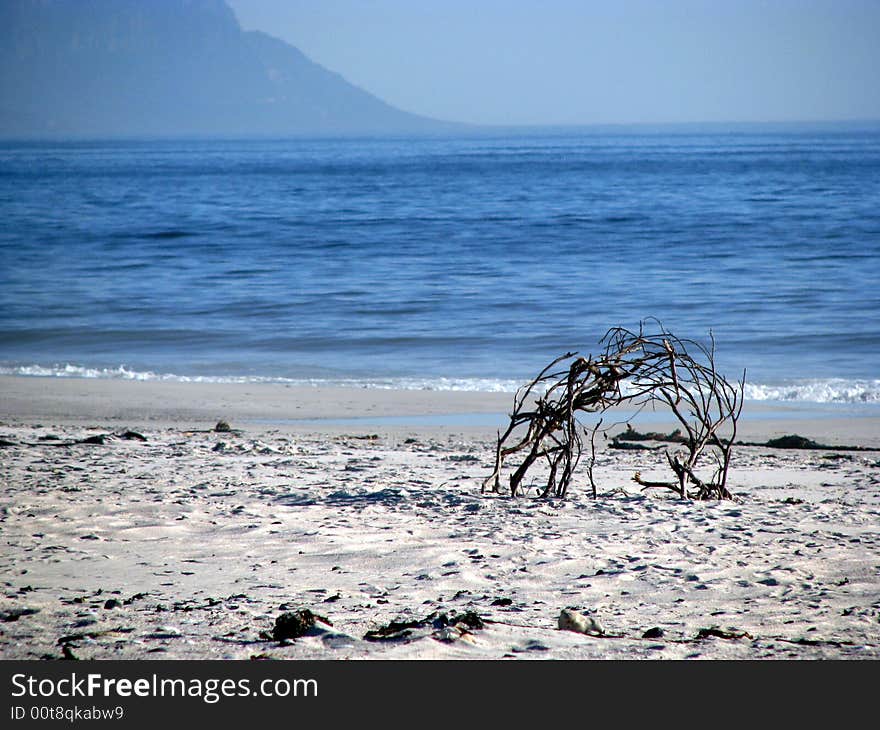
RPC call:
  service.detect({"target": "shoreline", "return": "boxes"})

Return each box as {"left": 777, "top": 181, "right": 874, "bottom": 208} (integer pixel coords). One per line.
{"left": 2, "top": 374, "right": 879, "bottom": 447}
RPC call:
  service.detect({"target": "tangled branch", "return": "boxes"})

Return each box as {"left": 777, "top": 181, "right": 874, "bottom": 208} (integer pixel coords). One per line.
{"left": 482, "top": 321, "right": 744, "bottom": 500}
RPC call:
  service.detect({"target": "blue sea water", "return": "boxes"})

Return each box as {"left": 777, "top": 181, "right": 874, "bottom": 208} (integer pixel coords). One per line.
{"left": 1, "top": 130, "right": 879, "bottom": 404}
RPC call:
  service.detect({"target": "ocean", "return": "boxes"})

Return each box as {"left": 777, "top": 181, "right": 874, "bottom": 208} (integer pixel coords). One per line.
{"left": 1, "top": 130, "right": 879, "bottom": 406}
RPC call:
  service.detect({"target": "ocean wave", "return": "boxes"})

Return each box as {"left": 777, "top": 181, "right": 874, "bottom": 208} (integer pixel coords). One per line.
{"left": 0, "top": 363, "right": 524, "bottom": 392}
{"left": 1, "top": 363, "right": 878, "bottom": 403}
{"left": 743, "top": 380, "right": 880, "bottom": 404}
{"left": 3, "top": 363, "right": 167, "bottom": 381}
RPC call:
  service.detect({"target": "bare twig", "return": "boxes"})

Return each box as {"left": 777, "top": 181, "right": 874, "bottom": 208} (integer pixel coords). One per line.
{"left": 485, "top": 321, "right": 743, "bottom": 500}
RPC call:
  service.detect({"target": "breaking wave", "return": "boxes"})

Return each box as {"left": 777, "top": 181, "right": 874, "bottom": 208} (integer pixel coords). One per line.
{"left": 742, "top": 379, "right": 880, "bottom": 404}
{"left": 2, "top": 363, "right": 879, "bottom": 403}
{"left": 0, "top": 363, "right": 523, "bottom": 393}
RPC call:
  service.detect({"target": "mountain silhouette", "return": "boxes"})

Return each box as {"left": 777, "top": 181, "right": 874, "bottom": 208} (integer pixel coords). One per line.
{"left": 0, "top": 0, "right": 454, "bottom": 137}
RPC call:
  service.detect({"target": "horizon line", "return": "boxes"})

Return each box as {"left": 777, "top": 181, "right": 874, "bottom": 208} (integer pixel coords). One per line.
{"left": 2, "top": 117, "right": 880, "bottom": 143}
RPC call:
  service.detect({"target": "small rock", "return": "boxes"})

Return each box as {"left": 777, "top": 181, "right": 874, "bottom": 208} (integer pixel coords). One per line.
{"left": 557, "top": 608, "right": 604, "bottom": 636}
{"left": 272, "top": 609, "right": 316, "bottom": 641}
{"left": 642, "top": 626, "right": 665, "bottom": 639}
{"left": 215, "top": 420, "right": 232, "bottom": 433}
{"left": 104, "top": 599, "right": 122, "bottom": 610}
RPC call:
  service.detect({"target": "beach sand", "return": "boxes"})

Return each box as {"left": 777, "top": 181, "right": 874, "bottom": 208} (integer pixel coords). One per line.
{"left": 1, "top": 376, "right": 879, "bottom": 659}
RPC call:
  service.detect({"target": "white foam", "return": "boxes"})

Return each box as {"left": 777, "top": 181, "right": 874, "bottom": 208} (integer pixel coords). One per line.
{"left": 1, "top": 363, "right": 878, "bottom": 403}
{"left": 0, "top": 363, "right": 524, "bottom": 392}
{"left": 743, "top": 379, "right": 880, "bottom": 404}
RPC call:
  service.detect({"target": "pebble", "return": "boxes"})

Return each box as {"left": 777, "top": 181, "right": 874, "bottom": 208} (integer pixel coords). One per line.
{"left": 558, "top": 608, "right": 604, "bottom": 636}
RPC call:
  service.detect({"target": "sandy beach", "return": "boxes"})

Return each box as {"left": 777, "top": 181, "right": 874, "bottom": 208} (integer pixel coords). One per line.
{"left": 1, "top": 376, "right": 879, "bottom": 659}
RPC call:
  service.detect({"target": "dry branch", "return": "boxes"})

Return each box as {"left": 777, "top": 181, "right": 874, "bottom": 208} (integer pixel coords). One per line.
{"left": 483, "top": 320, "right": 744, "bottom": 499}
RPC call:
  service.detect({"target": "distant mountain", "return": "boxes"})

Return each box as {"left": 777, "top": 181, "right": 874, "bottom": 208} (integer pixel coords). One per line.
{"left": 0, "top": 0, "right": 454, "bottom": 137}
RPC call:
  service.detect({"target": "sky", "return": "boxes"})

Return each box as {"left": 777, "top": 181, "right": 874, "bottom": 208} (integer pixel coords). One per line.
{"left": 227, "top": 0, "right": 880, "bottom": 126}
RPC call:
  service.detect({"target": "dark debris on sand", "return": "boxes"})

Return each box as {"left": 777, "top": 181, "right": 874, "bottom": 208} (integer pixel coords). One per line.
{"left": 614, "top": 426, "right": 877, "bottom": 452}
{"left": 270, "top": 609, "right": 332, "bottom": 641}
{"left": 364, "top": 610, "right": 485, "bottom": 642}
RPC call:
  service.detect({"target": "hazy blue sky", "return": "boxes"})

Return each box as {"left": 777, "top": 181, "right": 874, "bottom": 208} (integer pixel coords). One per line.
{"left": 227, "top": 0, "right": 880, "bottom": 125}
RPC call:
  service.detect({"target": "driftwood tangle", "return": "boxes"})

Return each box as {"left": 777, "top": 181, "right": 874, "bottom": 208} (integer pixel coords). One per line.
{"left": 483, "top": 321, "right": 744, "bottom": 500}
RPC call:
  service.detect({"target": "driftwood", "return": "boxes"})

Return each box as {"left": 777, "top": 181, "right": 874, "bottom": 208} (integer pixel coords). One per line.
{"left": 483, "top": 321, "right": 744, "bottom": 500}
